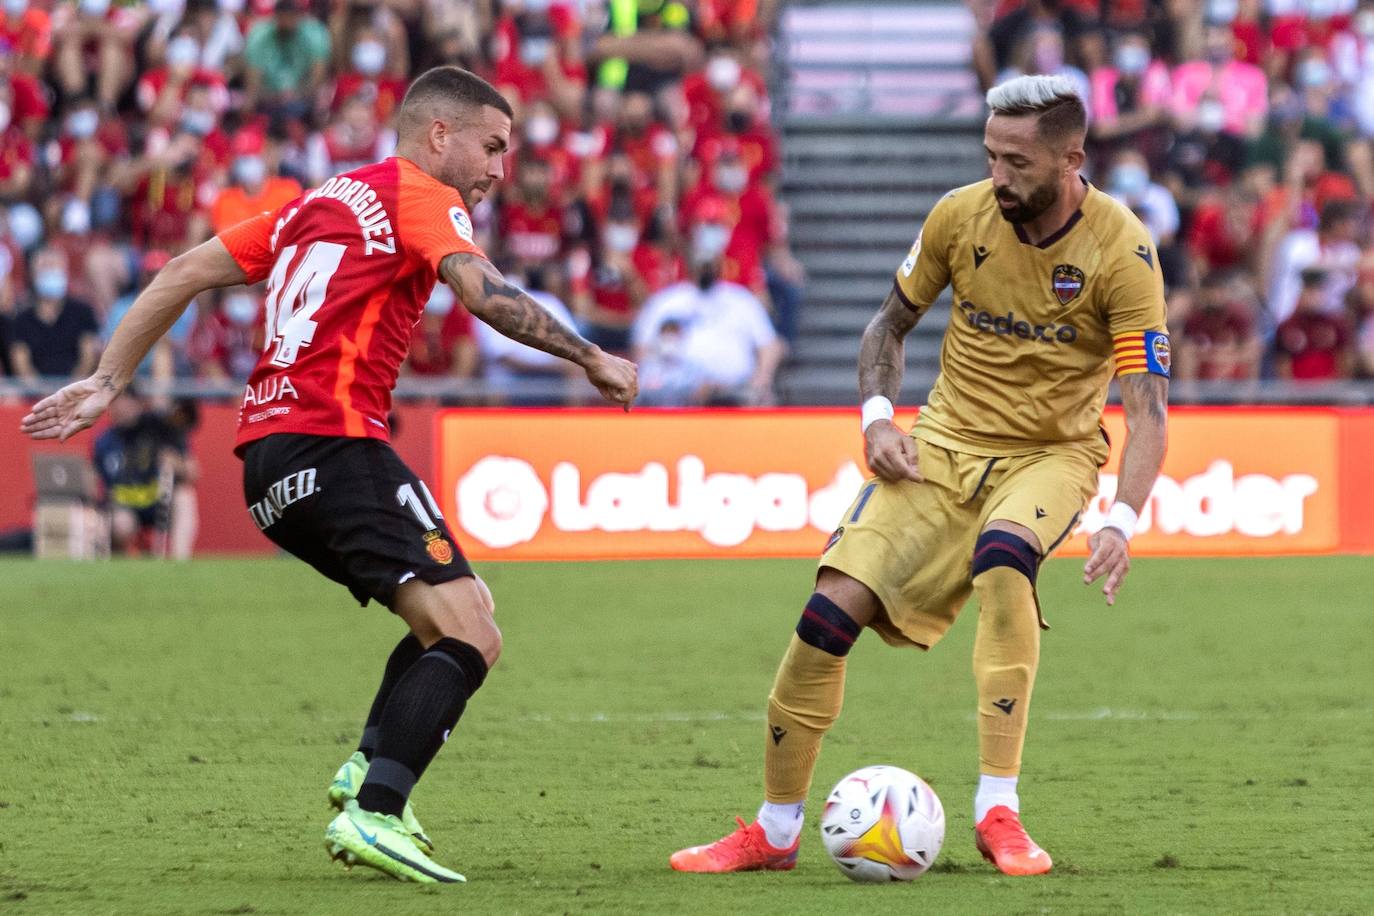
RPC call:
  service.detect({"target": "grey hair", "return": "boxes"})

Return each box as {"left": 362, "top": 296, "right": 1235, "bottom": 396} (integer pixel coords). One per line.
{"left": 985, "top": 74, "right": 1082, "bottom": 116}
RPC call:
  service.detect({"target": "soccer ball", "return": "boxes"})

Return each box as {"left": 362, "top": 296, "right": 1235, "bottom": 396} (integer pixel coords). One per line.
{"left": 819, "top": 765, "right": 945, "bottom": 882}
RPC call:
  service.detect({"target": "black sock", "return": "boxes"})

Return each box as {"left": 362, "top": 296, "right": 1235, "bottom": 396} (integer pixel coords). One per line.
{"left": 358, "top": 635, "right": 425, "bottom": 761}
{"left": 356, "top": 638, "right": 488, "bottom": 818}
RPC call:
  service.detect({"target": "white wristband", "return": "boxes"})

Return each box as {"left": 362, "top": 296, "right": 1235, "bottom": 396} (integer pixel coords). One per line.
{"left": 861, "top": 396, "right": 895, "bottom": 433}
{"left": 1103, "top": 502, "right": 1139, "bottom": 540}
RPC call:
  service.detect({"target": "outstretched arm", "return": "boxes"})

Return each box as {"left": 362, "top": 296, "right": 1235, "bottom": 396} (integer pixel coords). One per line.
{"left": 439, "top": 252, "right": 638, "bottom": 409}
{"left": 1083, "top": 372, "right": 1169, "bottom": 605}
{"left": 21, "top": 238, "right": 247, "bottom": 441}
{"left": 857, "top": 286, "right": 926, "bottom": 482}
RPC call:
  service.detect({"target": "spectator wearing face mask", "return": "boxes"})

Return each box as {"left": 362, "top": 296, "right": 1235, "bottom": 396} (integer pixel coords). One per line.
{"left": 1087, "top": 31, "right": 1171, "bottom": 165}
{"left": 1264, "top": 0, "right": 1352, "bottom": 80}
{"left": 8, "top": 246, "right": 100, "bottom": 381}
{"left": 632, "top": 223, "right": 785, "bottom": 406}
{"left": 681, "top": 45, "right": 770, "bottom": 135}
{"left": 187, "top": 288, "right": 260, "bottom": 380}
{"left": 51, "top": 0, "right": 143, "bottom": 111}
{"left": 330, "top": 25, "right": 408, "bottom": 123}
{"left": 137, "top": 30, "right": 229, "bottom": 129}
{"left": 242, "top": 0, "right": 331, "bottom": 121}
{"left": 210, "top": 133, "right": 302, "bottom": 232}
{"left": 1275, "top": 267, "right": 1355, "bottom": 380}
{"left": 1103, "top": 150, "right": 1186, "bottom": 288}
{"left": 309, "top": 93, "right": 396, "bottom": 182}
{"left": 52, "top": 97, "right": 130, "bottom": 205}
{"left": 403, "top": 283, "right": 479, "bottom": 380}
{"left": 692, "top": 80, "right": 777, "bottom": 185}
{"left": 492, "top": 0, "right": 588, "bottom": 118}
{"left": 636, "top": 317, "right": 709, "bottom": 405}
{"left": 147, "top": 0, "right": 246, "bottom": 78}
{"left": 1343, "top": 257, "right": 1374, "bottom": 377}
{"left": 519, "top": 98, "right": 598, "bottom": 193}
{"left": 680, "top": 148, "right": 782, "bottom": 295}
{"left": 575, "top": 207, "right": 654, "bottom": 353}
{"left": 1170, "top": 24, "right": 1268, "bottom": 140}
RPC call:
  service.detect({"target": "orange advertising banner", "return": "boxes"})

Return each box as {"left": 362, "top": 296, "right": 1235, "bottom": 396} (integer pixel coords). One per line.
{"left": 435, "top": 408, "right": 1365, "bottom": 561}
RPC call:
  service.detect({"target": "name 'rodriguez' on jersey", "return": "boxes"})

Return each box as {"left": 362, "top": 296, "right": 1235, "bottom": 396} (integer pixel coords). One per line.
{"left": 217, "top": 156, "right": 485, "bottom": 453}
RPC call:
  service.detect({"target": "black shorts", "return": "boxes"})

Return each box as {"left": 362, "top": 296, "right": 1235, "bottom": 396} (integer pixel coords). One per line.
{"left": 241, "top": 433, "right": 474, "bottom": 608}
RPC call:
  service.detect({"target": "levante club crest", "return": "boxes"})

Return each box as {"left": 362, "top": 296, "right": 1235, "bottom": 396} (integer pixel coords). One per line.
{"left": 1051, "top": 264, "right": 1085, "bottom": 305}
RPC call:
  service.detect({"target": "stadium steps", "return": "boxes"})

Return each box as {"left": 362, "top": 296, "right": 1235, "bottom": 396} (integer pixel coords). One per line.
{"left": 774, "top": 0, "right": 985, "bottom": 406}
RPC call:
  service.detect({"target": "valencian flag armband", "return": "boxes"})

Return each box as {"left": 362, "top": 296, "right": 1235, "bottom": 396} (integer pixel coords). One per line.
{"left": 1113, "top": 330, "right": 1171, "bottom": 378}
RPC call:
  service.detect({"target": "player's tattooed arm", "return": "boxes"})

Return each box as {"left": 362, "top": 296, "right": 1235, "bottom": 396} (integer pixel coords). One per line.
{"left": 858, "top": 285, "right": 924, "bottom": 402}
{"left": 440, "top": 252, "right": 596, "bottom": 365}
{"left": 1114, "top": 372, "right": 1169, "bottom": 512}
{"left": 440, "top": 252, "right": 639, "bottom": 408}
{"left": 858, "top": 286, "right": 926, "bottom": 482}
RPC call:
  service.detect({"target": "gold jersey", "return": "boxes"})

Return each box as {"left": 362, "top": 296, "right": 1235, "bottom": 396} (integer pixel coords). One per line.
{"left": 894, "top": 178, "right": 1170, "bottom": 460}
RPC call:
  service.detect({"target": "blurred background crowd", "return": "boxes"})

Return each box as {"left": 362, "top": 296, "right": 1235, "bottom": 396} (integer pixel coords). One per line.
{"left": 973, "top": 0, "right": 1374, "bottom": 381}
{"left": 0, "top": 0, "right": 798, "bottom": 408}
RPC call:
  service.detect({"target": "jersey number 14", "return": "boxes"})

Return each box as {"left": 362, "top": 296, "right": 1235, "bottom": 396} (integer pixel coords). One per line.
{"left": 263, "top": 241, "right": 347, "bottom": 368}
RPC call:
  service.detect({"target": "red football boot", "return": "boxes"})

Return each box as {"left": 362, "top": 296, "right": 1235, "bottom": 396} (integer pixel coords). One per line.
{"left": 974, "top": 806, "right": 1053, "bottom": 875}
{"left": 670, "top": 817, "right": 800, "bottom": 873}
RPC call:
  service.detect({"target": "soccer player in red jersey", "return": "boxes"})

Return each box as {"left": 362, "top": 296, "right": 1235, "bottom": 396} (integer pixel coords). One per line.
{"left": 22, "top": 67, "right": 637, "bottom": 885}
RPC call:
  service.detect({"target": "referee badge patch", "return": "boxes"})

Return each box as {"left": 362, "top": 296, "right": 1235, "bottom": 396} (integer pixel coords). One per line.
{"left": 423, "top": 530, "right": 454, "bottom": 565}
{"left": 1051, "top": 264, "right": 1084, "bottom": 305}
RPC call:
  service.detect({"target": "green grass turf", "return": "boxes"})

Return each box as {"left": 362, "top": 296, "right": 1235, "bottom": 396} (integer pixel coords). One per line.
{"left": 1, "top": 556, "right": 1371, "bottom": 915}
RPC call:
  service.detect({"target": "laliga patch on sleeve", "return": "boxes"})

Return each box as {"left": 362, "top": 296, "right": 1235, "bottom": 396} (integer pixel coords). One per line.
{"left": 1144, "top": 330, "right": 1171, "bottom": 377}
{"left": 449, "top": 206, "right": 474, "bottom": 243}
{"left": 901, "top": 234, "right": 922, "bottom": 277}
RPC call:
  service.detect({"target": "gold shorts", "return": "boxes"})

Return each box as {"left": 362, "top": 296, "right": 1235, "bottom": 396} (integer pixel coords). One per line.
{"left": 819, "top": 438, "right": 1099, "bottom": 649}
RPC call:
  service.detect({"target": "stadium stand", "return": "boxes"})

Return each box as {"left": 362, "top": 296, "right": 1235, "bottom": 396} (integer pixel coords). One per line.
{"left": 0, "top": 0, "right": 797, "bottom": 406}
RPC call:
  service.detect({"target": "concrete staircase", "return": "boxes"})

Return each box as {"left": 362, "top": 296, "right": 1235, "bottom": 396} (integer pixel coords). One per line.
{"left": 775, "top": 2, "right": 986, "bottom": 405}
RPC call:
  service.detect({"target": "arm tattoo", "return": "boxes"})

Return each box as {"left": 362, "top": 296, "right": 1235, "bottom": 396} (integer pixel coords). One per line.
{"left": 1119, "top": 372, "right": 1168, "bottom": 424}
{"left": 441, "top": 253, "right": 594, "bottom": 365}
{"left": 858, "top": 287, "right": 923, "bottom": 401}
{"left": 96, "top": 374, "right": 120, "bottom": 393}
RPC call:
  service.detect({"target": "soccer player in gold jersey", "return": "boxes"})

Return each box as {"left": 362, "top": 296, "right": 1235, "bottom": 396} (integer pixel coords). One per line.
{"left": 670, "top": 75, "right": 1169, "bottom": 877}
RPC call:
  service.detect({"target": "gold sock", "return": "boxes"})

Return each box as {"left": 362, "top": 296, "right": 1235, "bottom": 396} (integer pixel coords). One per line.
{"left": 764, "top": 634, "right": 847, "bottom": 803}
{"left": 972, "top": 567, "right": 1041, "bottom": 777}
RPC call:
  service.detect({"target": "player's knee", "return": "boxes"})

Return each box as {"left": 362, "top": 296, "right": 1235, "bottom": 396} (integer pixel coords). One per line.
{"left": 795, "top": 592, "right": 862, "bottom": 657}
{"left": 971, "top": 529, "right": 1041, "bottom": 585}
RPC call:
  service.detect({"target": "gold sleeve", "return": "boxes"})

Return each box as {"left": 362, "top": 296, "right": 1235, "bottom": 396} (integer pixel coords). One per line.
{"left": 1106, "top": 235, "right": 1171, "bottom": 377}
{"left": 893, "top": 192, "right": 957, "bottom": 312}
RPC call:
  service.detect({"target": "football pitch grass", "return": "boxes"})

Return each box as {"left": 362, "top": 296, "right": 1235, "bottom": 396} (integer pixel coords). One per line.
{"left": 1, "top": 556, "right": 1370, "bottom": 915}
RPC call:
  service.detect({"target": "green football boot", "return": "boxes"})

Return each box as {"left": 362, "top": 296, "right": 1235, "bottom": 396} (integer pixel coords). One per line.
{"left": 325, "top": 800, "right": 465, "bottom": 885}
{"left": 329, "top": 751, "right": 435, "bottom": 854}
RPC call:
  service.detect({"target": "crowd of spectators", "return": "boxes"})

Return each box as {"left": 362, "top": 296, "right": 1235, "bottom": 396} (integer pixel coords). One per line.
{"left": 973, "top": 0, "right": 1374, "bottom": 382}
{"left": 0, "top": 0, "right": 800, "bottom": 406}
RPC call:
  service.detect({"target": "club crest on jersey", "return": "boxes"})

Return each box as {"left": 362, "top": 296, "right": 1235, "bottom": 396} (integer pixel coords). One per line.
{"left": 1146, "top": 330, "right": 1172, "bottom": 376}
{"left": 423, "top": 529, "right": 454, "bottom": 565}
{"left": 449, "top": 206, "right": 474, "bottom": 243}
{"left": 1051, "top": 264, "right": 1085, "bottom": 305}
